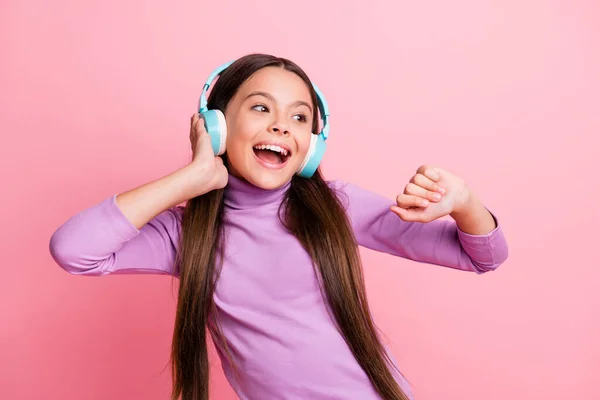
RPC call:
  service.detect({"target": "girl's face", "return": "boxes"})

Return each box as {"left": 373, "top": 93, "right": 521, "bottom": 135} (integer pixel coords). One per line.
{"left": 223, "top": 66, "right": 315, "bottom": 190}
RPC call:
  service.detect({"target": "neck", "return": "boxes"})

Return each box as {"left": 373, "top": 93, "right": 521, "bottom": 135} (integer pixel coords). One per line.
{"left": 224, "top": 173, "right": 291, "bottom": 210}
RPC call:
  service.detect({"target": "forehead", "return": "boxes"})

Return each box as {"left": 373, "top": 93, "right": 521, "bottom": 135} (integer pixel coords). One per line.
{"left": 236, "top": 66, "right": 312, "bottom": 103}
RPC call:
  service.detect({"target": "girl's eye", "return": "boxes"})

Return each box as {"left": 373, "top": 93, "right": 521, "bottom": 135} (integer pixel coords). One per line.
{"left": 293, "top": 114, "right": 307, "bottom": 123}
{"left": 252, "top": 104, "right": 268, "bottom": 112}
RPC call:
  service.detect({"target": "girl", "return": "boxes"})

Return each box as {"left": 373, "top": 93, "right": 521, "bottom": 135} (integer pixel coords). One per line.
{"left": 49, "top": 53, "right": 508, "bottom": 400}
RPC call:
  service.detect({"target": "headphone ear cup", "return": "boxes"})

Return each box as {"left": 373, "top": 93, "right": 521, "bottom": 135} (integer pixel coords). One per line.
{"left": 201, "top": 109, "right": 227, "bottom": 156}
{"left": 297, "top": 134, "right": 326, "bottom": 178}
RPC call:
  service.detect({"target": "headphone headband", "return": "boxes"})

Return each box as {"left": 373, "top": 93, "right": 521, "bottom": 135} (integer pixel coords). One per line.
{"left": 198, "top": 60, "right": 234, "bottom": 113}
{"left": 198, "top": 60, "right": 330, "bottom": 140}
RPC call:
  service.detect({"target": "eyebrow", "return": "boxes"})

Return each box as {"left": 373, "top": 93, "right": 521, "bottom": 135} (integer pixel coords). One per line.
{"left": 245, "top": 91, "right": 313, "bottom": 113}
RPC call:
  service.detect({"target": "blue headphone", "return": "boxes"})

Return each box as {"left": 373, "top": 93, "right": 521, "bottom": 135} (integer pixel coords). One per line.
{"left": 197, "top": 60, "right": 330, "bottom": 178}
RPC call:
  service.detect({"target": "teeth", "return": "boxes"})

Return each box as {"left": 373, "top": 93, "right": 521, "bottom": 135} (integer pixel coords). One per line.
{"left": 253, "top": 144, "right": 288, "bottom": 156}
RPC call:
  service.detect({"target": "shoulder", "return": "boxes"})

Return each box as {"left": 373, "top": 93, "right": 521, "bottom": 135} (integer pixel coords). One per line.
{"left": 326, "top": 180, "right": 350, "bottom": 207}
{"left": 326, "top": 180, "right": 394, "bottom": 212}
{"left": 161, "top": 204, "right": 185, "bottom": 227}
{"left": 169, "top": 205, "right": 185, "bottom": 221}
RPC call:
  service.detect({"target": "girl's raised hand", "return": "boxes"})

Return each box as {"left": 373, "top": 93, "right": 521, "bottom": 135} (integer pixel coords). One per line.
{"left": 189, "top": 113, "right": 229, "bottom": 192}
{"left": 391, "top": 165, "right": 472, "bottom": 223}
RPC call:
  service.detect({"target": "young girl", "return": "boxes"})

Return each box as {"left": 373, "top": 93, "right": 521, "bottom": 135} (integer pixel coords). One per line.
{"left": 49, "top": 53, "right": 508, "bottom": 400}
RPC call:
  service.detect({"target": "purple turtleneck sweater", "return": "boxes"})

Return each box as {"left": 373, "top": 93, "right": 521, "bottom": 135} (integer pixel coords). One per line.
{"left": 49, "top": 174, "right": 508, "bottom": 399}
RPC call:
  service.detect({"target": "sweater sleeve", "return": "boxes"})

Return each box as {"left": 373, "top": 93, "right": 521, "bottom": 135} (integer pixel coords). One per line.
{"left": 330, "top": 180, "right": 509, "bottom": 274}
{"left": 49, "top": 194, "right": 183, "bottom": 276}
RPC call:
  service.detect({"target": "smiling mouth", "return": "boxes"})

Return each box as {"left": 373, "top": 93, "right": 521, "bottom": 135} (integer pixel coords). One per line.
{"left": 252, "top": 144, "right": 291, "bottom": 165}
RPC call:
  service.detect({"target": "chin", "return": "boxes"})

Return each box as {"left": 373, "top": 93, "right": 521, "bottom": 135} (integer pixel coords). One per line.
{"left": 245, "top": 168, "right": 295, "bottom": 190}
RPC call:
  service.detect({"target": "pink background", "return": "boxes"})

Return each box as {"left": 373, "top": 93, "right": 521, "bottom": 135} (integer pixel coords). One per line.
{"left": 2, "top": 0, "right": 598, "bottom": 399}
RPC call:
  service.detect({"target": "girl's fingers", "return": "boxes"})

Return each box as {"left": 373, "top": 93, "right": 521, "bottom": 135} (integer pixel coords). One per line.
{"left": 193, "top": 114, "right": 201, "bottom": 132}
{"left": 396, "top": 183, "right": 442, "bottom": 207}
{"left": 402, "top": 182, "right": 443, "bottom": 204}
{"left": 411, "top": 173, "right": 445, "bottom": 195}
{"left": 420, "top": 167, "right": 441, "bottom": 182}
{"left": 396, "top": 193, "right": 430, "bottom": 208}
{"left": 190, "top": 114, "right": 199, "bottom": 139}
{"left": 191, "top": 113, "right": 200, "bottom": 128}
{"left": 195, "top": 115, "right": 208, "bottom": 136}
{"left": 390, "top": 205, "right": 424, "bottom": 222}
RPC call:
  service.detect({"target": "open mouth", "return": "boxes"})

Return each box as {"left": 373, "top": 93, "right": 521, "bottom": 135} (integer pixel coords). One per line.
{"left": 252, "top": 144, "right": 291, "bottom": 166}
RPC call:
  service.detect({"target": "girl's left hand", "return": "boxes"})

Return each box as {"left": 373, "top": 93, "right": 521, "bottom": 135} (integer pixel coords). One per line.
{"left": 390, "top": 165, "right": 472, "bottom": 222}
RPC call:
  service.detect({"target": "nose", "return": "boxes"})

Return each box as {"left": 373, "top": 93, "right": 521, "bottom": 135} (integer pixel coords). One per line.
{"left": 268, "top": 116, "right": 290, "bottom": 136}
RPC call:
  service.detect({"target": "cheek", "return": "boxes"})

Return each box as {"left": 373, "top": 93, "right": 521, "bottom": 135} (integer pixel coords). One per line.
{"left": 226, "top": 118, "right": 252, "bottom": 151}
{"left": 225, "top": 136, "right": 249, "bottom": 171}
{"left": 295, "top": 132, "right": 313, "bottom": 158}
{"left": 227, "top": 115, "right": 260, "bottom": 144}
{"left": 225, "top": 118, "right": 260, "bottom": 169}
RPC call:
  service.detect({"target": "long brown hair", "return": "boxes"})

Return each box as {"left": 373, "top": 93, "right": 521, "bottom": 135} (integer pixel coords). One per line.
{"left": 169, "top": 53, "right": 410, "bottom": 400}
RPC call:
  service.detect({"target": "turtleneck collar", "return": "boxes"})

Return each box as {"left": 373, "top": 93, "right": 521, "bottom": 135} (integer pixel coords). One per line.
{"left": 224, "top": 173, "right": 291, "bottom": 210}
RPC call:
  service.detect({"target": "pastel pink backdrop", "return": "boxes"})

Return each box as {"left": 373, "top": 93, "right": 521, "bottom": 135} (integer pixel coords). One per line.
{"left": 1, "top": 0, "right": 598, "bottom": 399}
